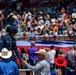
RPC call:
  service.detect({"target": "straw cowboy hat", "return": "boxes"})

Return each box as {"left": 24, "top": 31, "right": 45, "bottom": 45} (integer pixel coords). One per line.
{"left": 28, "top": 12, "right": 32, "bottom": 15}
{"left": 51, "top": 18, "right": 56, "bottom": 23}
{"left": 54, "top": 56, "right": 67, "bottom": 67}
{"left": 39, "top": 11, "right": 43, "bottom": 14}
{"left": 72, "top": 13, "right": 76, "bottom": 18}
{"left": 35, "top": 49, "right": 49, "bottom": 58}
{"left": 52, "top": 22, "right": 57, "bottom": 25}
{"left": 61, "top": 9, "right": 65, "bottom": 13}
{"left": 57, "top": 18, "right": 62, "bottom": 21}
{"left": 0, "top": 48, "right": 12, "bottom": 59}
{"left": 12, "top": 15, "right": 17, "bottom": 19}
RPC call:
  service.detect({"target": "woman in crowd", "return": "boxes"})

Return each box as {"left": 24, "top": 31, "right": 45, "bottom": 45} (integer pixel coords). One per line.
{"left": 73, "top": 24, "right": 76, "bottom": 41}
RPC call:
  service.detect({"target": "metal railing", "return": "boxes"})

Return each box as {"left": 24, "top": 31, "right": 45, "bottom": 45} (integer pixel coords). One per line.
{"left": 19, "top": 69, "right": 35, "bottom": 75}
{"left": 15, "top": 34, "right": 74, "bottom": 41}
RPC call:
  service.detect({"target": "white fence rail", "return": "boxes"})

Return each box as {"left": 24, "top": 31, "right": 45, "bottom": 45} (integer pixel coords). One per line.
{"left": 19, "top": 69, "right": 35, "bottom": 75}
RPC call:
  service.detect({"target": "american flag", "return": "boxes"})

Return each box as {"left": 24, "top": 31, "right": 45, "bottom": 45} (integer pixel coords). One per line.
{"left": 16, "top": 40, "right": 76, "bottom": 53}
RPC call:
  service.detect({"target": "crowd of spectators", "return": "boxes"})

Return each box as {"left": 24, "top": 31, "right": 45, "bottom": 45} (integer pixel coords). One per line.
{"left": 0, "top": 1, "right": 75, "bottom": 41}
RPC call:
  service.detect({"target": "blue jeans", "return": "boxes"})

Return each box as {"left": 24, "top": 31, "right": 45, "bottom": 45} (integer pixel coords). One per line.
{"left": 50, "top": 64, "right": 55, "bottom": 71}
{"left": 58, "top": 26, "right": 63, "bottom": 35}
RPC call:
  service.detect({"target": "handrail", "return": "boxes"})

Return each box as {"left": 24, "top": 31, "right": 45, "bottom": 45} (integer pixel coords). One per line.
{"left": 19, "top": 69, "right": 35, "bottom": 75}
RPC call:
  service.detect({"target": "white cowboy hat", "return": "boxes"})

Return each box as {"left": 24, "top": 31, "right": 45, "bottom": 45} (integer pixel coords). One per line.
{"left": 39, "top": 11, "right": 43, "bottom": 14}
{"left": 0, "top": 48, "right": 12, "bottom": 59}
{"left": 28, "top": 12, "right": 32, "bottom": 15}
{"left": 35, "top": 49, "right": 49, "bottom": 58}
{"left": 12, "top": 15, "right": 17, "bottom": 19}
{"left": 39, "top": 16, "right": 43, "bottom": 19}
{"left": 52, "top": 22, "right": 57, "bottom": 25}
{"left": 57, "top": 18, "right": 62, "bottom": 21}
{"left": 72, "top": 13, "right": 76, "bottom": 18}
{"left": 51, "top": 18, "right": 56, "bottom": 23}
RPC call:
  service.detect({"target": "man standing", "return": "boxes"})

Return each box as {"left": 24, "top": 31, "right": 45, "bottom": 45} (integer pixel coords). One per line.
{"left": 28, "top": 41, "right": 38, "bottom": 65}
{"left": 47, "top": 45, "right": 56, "bottom": 70}
{"left": 0, "top": 48, "right": 19, "bottom": 75}
{"left": 0, "top": 26, "right": 22, "bottom": 62}
{"left": 66, "top": 46, "right": 75, "bottom": 69}
{"left": 22, "top": 49, "right": 50, "bottom": 75}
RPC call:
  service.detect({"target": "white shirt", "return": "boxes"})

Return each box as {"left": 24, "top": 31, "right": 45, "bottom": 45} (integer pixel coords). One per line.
{"left": 38, "top": 20, "right": 44, "bottom": 26}
{"left": 47, "top": 50, "right": 56, "bottom": 64}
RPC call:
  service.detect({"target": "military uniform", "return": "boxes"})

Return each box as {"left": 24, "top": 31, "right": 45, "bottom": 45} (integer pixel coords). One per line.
{"left": 0, "top": 34, "right": 21, "bottom": 61}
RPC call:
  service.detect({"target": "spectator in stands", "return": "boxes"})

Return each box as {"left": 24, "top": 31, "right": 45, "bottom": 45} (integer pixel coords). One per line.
{"left": 0, "top": 10, "right": 4, "bottom": 32}
{"left": 44, "top": 14, "right": 51, "bottom": 26}
{"left": 71, "top": 12, "right": 76, "bottom": 24}
{"left": 22, "top": 29, "right": 28, "bottom": 40}
{"left": 0, "top": 48, "right": 19, "bottom": 75}
{"left": 0, "top": 26, "right": 22, "bottom": 62}
{"left": 38, "top": 11, "right": 43, "bottom": 17}
{"left": 42, "top": 25, "right": 49, "bottom": 35}
{"left": 22, "top": 11, "right": 28, "bottom": 24}
{"left": 58, "top": 18, "right": 64, "bottom": 35}
{"left": 67, "top": 27, "right": 73, "bottom": 40}
{"left": 26, "top": 18, "right": 31, "bottom": 31}
{"left": 7, "top": 12, "right": 19, "bottom": 27}
{"left": 52, "top": 22, "right": 58, "bottom": 41}
{"left": 31, "top": 16, "right": 38, "bottom": 27}
{"left": 66, "top": 46, "right": 75, "bottom": 69}
{"left": 22, "top": 49, "right": 50, "bottom": 75}
{"left": 46, "top": 5, "right": 52, "bottom": 16}
{"left": 35, "top": 27, "right": 42, "bottom": 35}
{"left": 27, "top": 12, "right": 32, "bottom": 20}
{"left": 37, "top": 16, "right": 44, "bottom": 26}
{"left": 12, "top": 15, "right": 19, "bottom": 27}
{"left": 61, "top": 9, "right": 67, "bottom": 20}
{"left": 28, "top": 28, "right": 35, "bottom": 40}
{"left": 28, "top": 41, "right": 38, "bottom": 65}
{"left": 56, "top": 3, "right": 62, "bottom": 13}
{"left": 64, "top": 15, "right": 71, "bottom": 28}
{"left": 72, "top": 24, "right": 76, "bottom": 41}
{"left": 47, "top": 45, "right": 56, "bottom": 70}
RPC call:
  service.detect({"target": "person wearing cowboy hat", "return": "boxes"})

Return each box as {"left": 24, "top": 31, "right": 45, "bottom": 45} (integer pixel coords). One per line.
{"left": 22, "top": 49, "right": 50, "bottom": 75}
{"left": 0, "top": 26, "right": 22, "bottom": 63}
{"left": 54, "top": 55, "right": 73, "bottom": 75}
{"left": 12, "top": 15, "right": 19, "bottom": 27}
{"left": 7, "top": 12, "right": 19, "bottom": 27}
{"left": 0, "top": 48, "right": 19, "bottom": 75}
